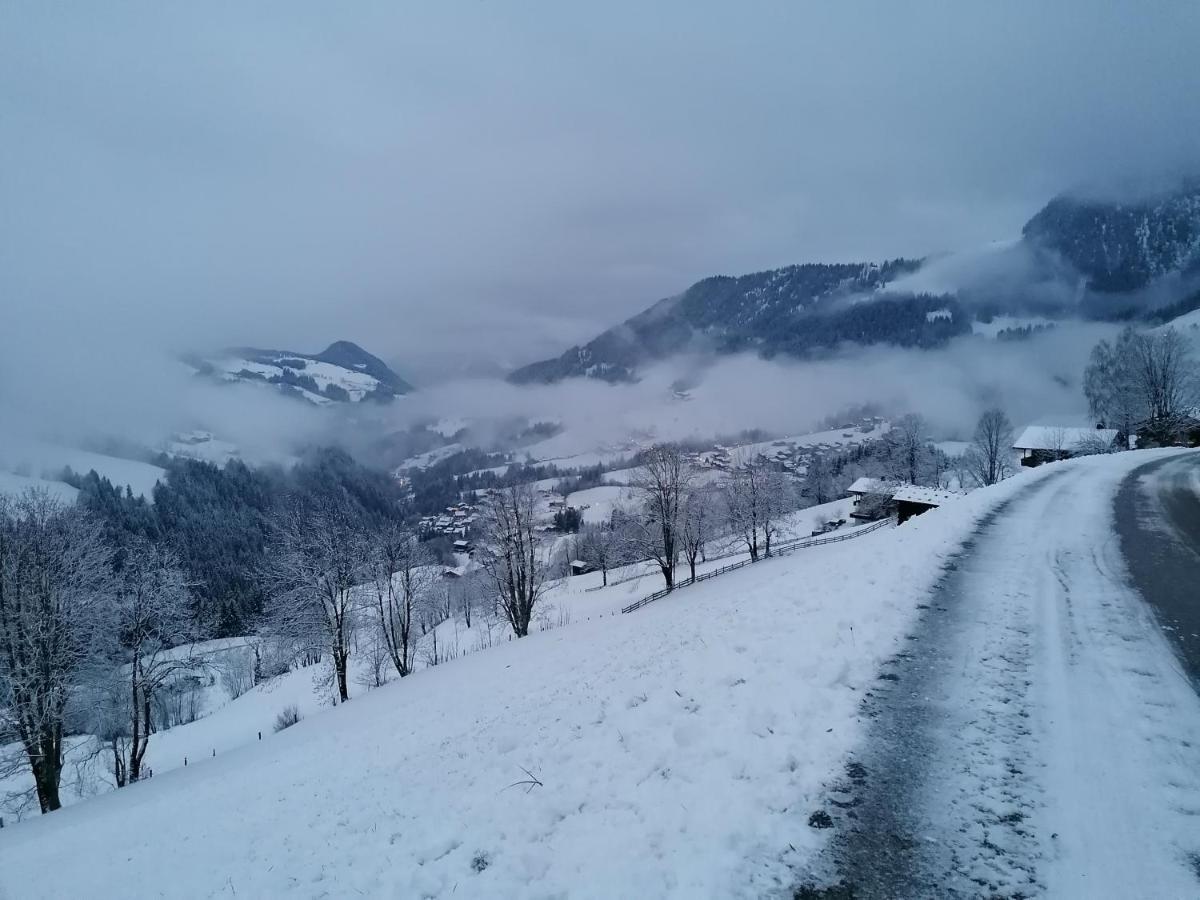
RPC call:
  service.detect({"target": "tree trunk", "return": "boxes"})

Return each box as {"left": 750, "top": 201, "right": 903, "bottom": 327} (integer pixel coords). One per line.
{"left": 32, "top": 733, "right": 62, "bottom": 812}
{"left": 334, "top": 650, "right": 350, "bottom": 702}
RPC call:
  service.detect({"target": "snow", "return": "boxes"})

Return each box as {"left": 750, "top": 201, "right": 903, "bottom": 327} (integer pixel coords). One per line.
{"left": 163, "top": 434, "right": 241, "bottom": 465}
{"left": 734, "top": 423, "right": 890, "bottom": 459}
{"left": 565, "top": 484, "right": 629, "bottom": 524}
{"left": 2, "top": 453, "right": 1190, "bottom": 897}
{"left": 0, "top": 471, "right": 78, "bottom": 503}
{"left": 890, "top": 484, "right": 962, "bottom": 505}
{"left": 0, "top": 442, "right": 165, "bottom": 499}
{"left": 209, "top": 354, "right": 383, "bottom": 403}
{"left": 1162, "top": 306, "right": 1200, "bottom": 332}
{"left": 847, "top": 476, "right": 890, "bottom": 495}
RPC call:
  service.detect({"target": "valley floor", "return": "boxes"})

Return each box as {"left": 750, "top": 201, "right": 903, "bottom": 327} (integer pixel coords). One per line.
{"left": 1, "top": 452, "right": 1193, "bottom": 898}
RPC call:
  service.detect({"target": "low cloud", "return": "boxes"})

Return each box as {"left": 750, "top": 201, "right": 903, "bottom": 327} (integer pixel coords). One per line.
{"left": 387, "top": 322, "right": 1116, "bottom": 458}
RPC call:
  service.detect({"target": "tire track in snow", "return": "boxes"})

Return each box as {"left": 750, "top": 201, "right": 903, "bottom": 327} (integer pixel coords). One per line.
{"left": 800, "top": 461, "right": 1200, "bottom": 899}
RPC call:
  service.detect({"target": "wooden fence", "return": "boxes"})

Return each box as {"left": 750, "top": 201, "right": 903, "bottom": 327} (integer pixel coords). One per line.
{"left": 620, "top": 517, "right": 892, "bottom": 614}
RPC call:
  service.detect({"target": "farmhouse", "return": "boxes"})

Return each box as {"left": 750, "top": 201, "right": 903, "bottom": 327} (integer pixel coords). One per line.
{"left": 891, "top": 485, "right": 962, "bottom": 524}
{"left": 847, "top": 477, "right": 896, "bottom": 520}
{"left": 1012, "top": 425, "right": 1119, "bottom": 467}
{"left": 847, "top": 476, "right": 891, "bottom": 502}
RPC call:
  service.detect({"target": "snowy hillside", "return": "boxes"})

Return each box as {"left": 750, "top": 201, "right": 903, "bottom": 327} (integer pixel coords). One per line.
{"left": 191, "top": 340, "right": 411, "bottom": 405}
{"left": 0, "top": 456, "right": 1136, "bottom": 899}
{"left": 0, "top": 441, "right": 165, "bottom": 499}
{"left": 0, "top": 471, "right": 78, "bottom": 503}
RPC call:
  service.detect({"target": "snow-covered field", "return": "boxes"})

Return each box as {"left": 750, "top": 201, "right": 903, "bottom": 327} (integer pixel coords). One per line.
{"left": 0, "top": 442, "right": 164, "bottom": 499}
{"left": 0, "top": 457, "right": 1094, "bottom": 899}
{"left": 0, "top": 470, "right": 78, "bottom": 503}
{"left": 209, "top": 355, "right": 383, "bottom": 404}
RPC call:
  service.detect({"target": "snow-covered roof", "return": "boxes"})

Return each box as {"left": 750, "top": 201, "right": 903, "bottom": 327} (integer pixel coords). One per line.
{"left": 847, "top": 477, "right": 891, "bottom": 495}
{"left": 891, "top": 485, "right": 962, "bottom": 506}
{"left": 1012, "top": 425, "right": 1118, "bottom": 452}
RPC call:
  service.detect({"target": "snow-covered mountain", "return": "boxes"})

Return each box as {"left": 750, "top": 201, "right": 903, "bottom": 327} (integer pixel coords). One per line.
{"left": 1022, "top": 179, "right": 1200, "bottom": 293}
{"left": 507, "top": 260, "right": 962, "bottom": 384}
{"left": 510, "top": 180, "right": 1200, "bottom": 385}
{"left": 189, "top": 340, "right": 412, "bottom": 405}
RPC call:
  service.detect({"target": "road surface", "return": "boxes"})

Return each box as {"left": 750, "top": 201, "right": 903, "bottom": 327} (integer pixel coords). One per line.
{"left": 801, "top": 453, "right": 1200, "bottom": 899}
{"left": 1116, "top": 453, "right": 1200, "bottom": 688}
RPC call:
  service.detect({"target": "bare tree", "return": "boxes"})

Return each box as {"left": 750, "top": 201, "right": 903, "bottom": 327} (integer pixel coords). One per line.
{"left": 452, "top": 570, "right": 488, "bottom": 628}
{"left": 679, "top": 484, "right": 716, "bottom": 583}
{"left": 625, "top": 445, "right": 692, "bottom": 589}
{"left": 0, "top": 490, "right": 112, "bottom": 813}
{"left": 368, "top": 523, "right": 434, "bottom": 678}
{"left": 805, "top": 453, "right": 836, "bottom": 504}
{"left": 103, "top": 539, "right": 195, "bottom": 785}
{"left": 966, "top": 407, "right": 1014, "bottom": 487}
{"left": 1131, "top": 327, "right": 1195, "bottom": 441}
{"left": 476, "top": 484, "right": 545, "bottom": 638}
{"left": 1084, "top": 329, "right": 1143, "bottom": 440}
{"left": 884, "top": 414, "right": 933, "bottom": 485}
{"left": 721, "top": 456, "right": 792, "bottom": 560}
{"left": 578, "top": 523, "right": 619, "bottom": 586}
{"left": 1085, "top": 326, "right": 1196, "bottom": 445}
{"left": 263, "top": 498, "right": 368, "bottom": 703}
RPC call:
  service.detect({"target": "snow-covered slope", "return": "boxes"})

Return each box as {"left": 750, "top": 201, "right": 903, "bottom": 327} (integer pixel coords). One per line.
{"left": 192, "top": 340, "right": 411, "bottom": 405}
{"left": 0, "top": 471, "right": 78, "bottom": 503}
{"left": 0, "top": 442, "right": 164, "bottom": 499}
{"left": 2, "top": 457, "right": 1115, "bottom": 899}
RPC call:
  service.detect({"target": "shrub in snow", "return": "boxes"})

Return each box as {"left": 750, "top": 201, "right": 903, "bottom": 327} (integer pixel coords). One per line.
{"left": 273, "top": 705, "right": 301, "bottom": 732}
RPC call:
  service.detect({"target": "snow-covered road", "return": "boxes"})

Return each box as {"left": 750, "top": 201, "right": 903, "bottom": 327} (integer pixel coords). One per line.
{"left": 807, "top": 455, "right": 1200, "bottom": 898}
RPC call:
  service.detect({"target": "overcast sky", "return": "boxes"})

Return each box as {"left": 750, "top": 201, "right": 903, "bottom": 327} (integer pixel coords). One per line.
{"left": 3, "top": 2, "right": 1199, "bottom": 383}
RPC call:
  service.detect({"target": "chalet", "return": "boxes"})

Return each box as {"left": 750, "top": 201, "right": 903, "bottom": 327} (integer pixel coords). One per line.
{"left": 847, "top": 476, "right": 890, "bottom": 501}
{"left": 891, "top": 485, "right": 962, "bottom": 524}
{"left": 1012, "top": 425, "right": 1119, "bottom": 467}
{"left": 847, "top": 478, "right": 897, "bottom": 521}
{"left": 452, "top": 539, "right": 473, "bottom": 554}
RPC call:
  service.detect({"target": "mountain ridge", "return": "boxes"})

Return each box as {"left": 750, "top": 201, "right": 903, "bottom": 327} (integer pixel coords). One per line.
{"left": 510, "top": 180, "right": 1200, "bottom": 384}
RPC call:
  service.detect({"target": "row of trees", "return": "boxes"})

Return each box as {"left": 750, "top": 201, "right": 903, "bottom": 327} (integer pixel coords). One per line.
{"left": 263, "top": 482, "right": 551, "bottom": 704}
{"left": 567, "top": 446, "right": 803, "bottom": 593}
{"left": 0, "top": 492, "right": 194, "bottom": 813}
